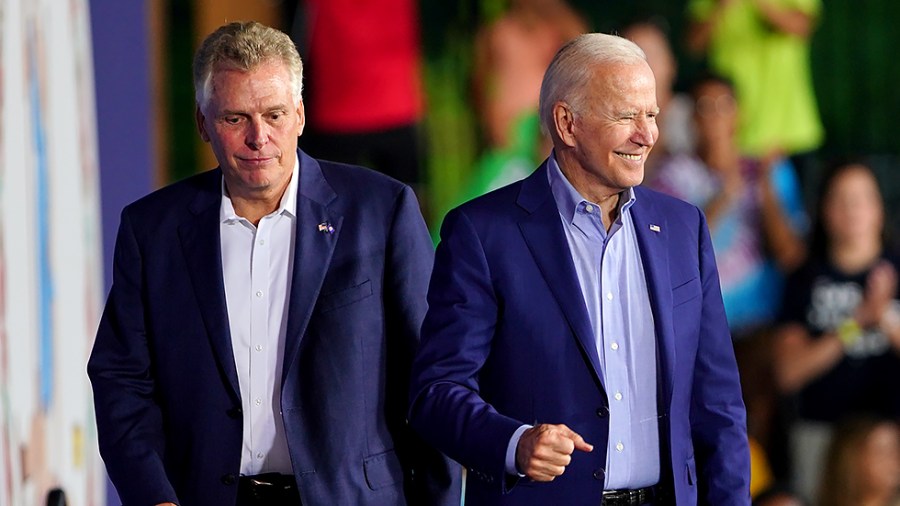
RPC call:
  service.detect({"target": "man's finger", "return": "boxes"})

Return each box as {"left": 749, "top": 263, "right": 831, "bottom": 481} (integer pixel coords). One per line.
{"left": 557, "top": 424, "right": 593, "bottom": 452}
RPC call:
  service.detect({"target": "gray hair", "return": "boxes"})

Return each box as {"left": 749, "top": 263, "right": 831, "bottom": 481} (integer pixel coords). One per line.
{"left": 539, "top": 33, "right": 647, "bottom": 135}
{"left": 193, "top": 21, "right": 303, "bottom": 111}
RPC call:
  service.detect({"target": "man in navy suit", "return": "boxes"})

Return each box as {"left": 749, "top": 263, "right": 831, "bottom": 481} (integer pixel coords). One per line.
{"left": 409, "top": 33, "right": 750, "bottom": 505}
{"left": 88, "top": 21, "right": 459, "bottom": 506}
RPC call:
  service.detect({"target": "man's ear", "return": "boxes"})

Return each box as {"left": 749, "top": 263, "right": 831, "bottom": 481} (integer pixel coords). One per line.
{"left": 553, "top": 102, "right": 577, "bottom": 148}
{"left": 295, "top": 100, "right": 306, "bottom": 137}
{"left": 196, "top": 105, "right": 210, "bottom": 142}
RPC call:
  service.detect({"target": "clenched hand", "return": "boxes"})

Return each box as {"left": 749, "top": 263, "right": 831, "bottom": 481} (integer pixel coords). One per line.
{"left": 515, "top": 424, "right": 593, "bottom": 481}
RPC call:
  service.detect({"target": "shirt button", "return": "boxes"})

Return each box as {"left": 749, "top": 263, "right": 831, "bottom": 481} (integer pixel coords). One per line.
{"left": 614, "top": 392, "right": 623, "bottom": 401}
{"left": 257, "top": 452, "right": 264, "bottom": 459}
{"left": 258, "top": 239, "right": 265, "bottom": 246}
{"left": 255, "top": 344, "right": 263, "bottom": 352}
{"left": 611, "top": 342, "right": 619, "bottom": 351}
{"left": 585, "top": 204, "right": 594, "bottom": 213}
{"left": 606, "top": 292, "right": 613, "bottom": 301}
{"left": 616, "top": 442, "right": 624, "bottom": 452}
{"left": 256, "top": 290, "right": 264, "bottom": 298}
{"left": 255, "top": 398, "right": 262, "bottom": 406}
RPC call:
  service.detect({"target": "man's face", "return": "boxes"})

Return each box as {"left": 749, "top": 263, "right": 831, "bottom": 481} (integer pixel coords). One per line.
{"left": 196, "top": 60, "right": 304, "bottom": 200}
{"left": 565, "top": 61, "right": 658, "bottom": 195}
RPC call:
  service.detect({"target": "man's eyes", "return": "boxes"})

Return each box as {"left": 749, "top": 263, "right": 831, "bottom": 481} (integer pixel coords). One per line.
{"left": 221, "top": 114, "right": 285, "bottom": 124}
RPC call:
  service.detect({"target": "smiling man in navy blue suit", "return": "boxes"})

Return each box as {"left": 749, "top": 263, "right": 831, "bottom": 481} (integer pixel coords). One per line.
{"left": 409, "top": 33, "right": 750, "bottom": 505}
{"left": 88, "top": 21, "right": 459, "bottom": 506}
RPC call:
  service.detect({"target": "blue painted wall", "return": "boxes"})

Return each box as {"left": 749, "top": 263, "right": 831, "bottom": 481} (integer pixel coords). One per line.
{"left": 89, "top": 1, "right": 154, "bottom": 504}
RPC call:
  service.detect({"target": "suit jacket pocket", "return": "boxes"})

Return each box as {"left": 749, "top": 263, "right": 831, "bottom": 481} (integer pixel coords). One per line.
{"left": 672, "top": 276, "right": 701, "bottom": 308}
{"left": 318, "top": 279, "right": 373, "bottom": 313}
{"left": 363, "top": 449, "right": 403, "bottom": 490}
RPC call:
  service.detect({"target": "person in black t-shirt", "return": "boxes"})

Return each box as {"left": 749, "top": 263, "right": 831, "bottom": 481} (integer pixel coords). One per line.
{"left": 772, "top": 161, "right": 900, "bottom": 502}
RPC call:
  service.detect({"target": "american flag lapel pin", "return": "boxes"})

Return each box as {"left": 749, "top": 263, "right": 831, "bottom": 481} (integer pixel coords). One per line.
{"left": 317, "top": 222, "right": 335, "bottom": 234}
{"left": 649, "top": 224, "right": 661, "bottom": 232}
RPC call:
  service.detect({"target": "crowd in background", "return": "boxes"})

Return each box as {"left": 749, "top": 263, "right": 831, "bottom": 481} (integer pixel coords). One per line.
{"left": 276, "top": 1, "right": 900, "bottom": 504}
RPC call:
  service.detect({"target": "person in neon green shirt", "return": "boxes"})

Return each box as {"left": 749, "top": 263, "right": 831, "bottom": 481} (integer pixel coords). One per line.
{"left": 687, "top": 0, "right": 824, "bottom": 158}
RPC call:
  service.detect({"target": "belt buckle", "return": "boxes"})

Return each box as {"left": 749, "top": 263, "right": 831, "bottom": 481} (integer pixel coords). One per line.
{"left": 248, "top": 473, "right": 279, "bottom": 488}
{"left": 602, "top": 487, "right": 649, "bottom": 505}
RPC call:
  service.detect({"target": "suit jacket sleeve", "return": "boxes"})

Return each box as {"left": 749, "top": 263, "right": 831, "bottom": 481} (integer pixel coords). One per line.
{"left": 408, "top": 208, "right": 524, "bottom": 486}
{"left": 384, "top": 186, "right": 462, "bottom": 505}
{"left": 691, "top": 210, "right": 752, "bottom": 504}
{"left": 87, "top": 209, "right": 179, "bottom": 506}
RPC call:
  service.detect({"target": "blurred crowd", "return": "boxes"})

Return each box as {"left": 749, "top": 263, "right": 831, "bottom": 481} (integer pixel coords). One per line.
{"left": 280, "top": 1, "right": 900, "bottom": 504}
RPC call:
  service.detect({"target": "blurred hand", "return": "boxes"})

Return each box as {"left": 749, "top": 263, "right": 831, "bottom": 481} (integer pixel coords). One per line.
{"left": 515, "top": 424, "right": 592, "bottom": 481}
{"left": 856, "top": 261, "right": 898, "bottom": 327}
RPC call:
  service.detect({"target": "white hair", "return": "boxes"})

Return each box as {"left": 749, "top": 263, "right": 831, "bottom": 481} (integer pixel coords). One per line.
{"left": 538, "top": 33, "right": 647, "bottom": 135}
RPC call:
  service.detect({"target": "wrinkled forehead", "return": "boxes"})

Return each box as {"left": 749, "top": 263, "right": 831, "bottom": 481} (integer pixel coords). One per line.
{"left": 585, "top": 61, "right": 657, "bottom": 109}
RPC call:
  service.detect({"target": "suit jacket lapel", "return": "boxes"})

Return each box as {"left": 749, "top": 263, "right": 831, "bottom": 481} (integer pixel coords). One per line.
{"left": 517, "top": 162, "right": 605, "bottom": 389}
{"left": 281, "top": 151, "right": 341, "bottom": 384}
{"left": 630, "top": 188, "right": 675, "bottom": 410}
{"left": 178, "top": 169, "right": 241, "bottom": 400}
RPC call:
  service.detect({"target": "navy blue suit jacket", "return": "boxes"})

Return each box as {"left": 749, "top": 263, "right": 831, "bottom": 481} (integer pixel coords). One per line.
{"left": 89, "top": 150, "right": 460, "bottom": 506}
{"left": 409, "top": 160, "right": 750, "bottom": 505}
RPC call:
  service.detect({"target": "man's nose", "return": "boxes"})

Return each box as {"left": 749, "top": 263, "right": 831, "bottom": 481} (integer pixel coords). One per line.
{"left": 633, "top": 118, "right": 657, "bottom": 147}
{"left": 246, "top": 120, "right": 269, "bottom": 149}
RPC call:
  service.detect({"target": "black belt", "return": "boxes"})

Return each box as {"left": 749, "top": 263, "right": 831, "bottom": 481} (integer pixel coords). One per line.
{"left": 602, "top": 484, "right": 668, "bottom": 505}
{"left": 237, "top": 473, "right": 300, "bottom": 506}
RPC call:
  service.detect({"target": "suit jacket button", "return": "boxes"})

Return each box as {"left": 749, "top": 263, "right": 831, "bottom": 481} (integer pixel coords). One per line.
{"left": 593, "top": 469, "right": 605, "bottom": 481}
{"left": 596, "top": 406, "right": 608, "bottom": 417}
{"left": 221, "top": 473, "right": 236, "bottom": 485}
{"left": 226, "top": 407, "right": 242, "bottom": 419}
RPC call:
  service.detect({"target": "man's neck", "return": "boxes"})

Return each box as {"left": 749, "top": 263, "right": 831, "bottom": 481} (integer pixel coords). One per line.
{"left": 227, "top": 184, "right": 288, "bottom": 226}
{"left": 556, "top": 153, "right": 623, "bottom": 231}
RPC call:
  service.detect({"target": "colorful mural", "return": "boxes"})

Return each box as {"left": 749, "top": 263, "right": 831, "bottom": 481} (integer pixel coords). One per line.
{"left": 0, "top": 0, "right": 104, "bottom": 504}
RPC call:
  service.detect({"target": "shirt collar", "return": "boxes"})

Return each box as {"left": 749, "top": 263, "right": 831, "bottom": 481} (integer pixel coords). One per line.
{"left": 547, "top": 150, "right": 637, "bottom": 225}
{"left": 220, "top": 156, "right": 300, "bottom": 223}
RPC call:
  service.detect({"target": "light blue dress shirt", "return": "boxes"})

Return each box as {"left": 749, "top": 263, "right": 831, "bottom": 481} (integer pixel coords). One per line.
{"left": 503, "top": 154, "right": 660, "bottom": 490}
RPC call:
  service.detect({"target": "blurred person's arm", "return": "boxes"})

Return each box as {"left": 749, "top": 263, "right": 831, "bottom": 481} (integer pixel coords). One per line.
{"left": 753, "top": 0, "right": 817, "bottom": 38}
{"left": 686, "top": 0, "right": 733, "bottom": 54}
{"left": 772, "top": 322, "right": 844, "bottom": 394}
{"left": 702, "top": 161, "right": 741, "bottom": 230}
{"left": 775, "top": 261, "right": 899, "bottom": 393}
{"left": 758, "top": 156, "right": 807, "bottom": 272}
{"left": 856, "top": 261, "right": 900, "bottom": 357}
{"left": 471, "top": 23, "right": 495, "bottom": 143}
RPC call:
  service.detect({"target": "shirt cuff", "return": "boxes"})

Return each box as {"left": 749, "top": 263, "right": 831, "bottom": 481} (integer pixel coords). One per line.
{"left": 505, "top": 424, "right": 532, "bottom": 476}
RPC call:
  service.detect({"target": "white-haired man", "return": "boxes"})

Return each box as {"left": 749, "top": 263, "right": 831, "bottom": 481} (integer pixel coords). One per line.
{"left": 409, "top": 33, "right": 750, "bottom": 505}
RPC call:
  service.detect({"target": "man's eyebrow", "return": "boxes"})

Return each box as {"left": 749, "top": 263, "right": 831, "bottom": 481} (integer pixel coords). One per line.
{"left": 218, "top": 105, "right": 289, "bottom": 116}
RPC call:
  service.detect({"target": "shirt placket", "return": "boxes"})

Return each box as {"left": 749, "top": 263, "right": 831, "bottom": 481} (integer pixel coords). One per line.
{"left": 248, "top": 216, "right": 273, "bottom": 474}
{"left": 601, "top": 229, "right": 633, "bottom": 485}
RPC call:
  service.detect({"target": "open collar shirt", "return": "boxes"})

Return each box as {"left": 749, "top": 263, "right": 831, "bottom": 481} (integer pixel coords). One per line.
{"left": 547, "top": 153, "right": 660, "bottom": 490}
{"left": 220, "top": 159, "right": 299, "bottom": 475}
